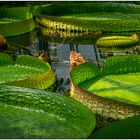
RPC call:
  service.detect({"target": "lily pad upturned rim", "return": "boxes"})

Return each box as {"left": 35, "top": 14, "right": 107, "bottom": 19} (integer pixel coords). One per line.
{"left": 70, "top": 54, "right": 140, "bottom": 106}
{"left": 92, "top": 115, "right": 140, "bottom": 139}
{"left": 0, "top": 7, "right": 35, "bottom": 36}
{"left": 96, "top": 33, "right": 139, "bottom": 52}
{"left": 36, "top": 2, "right": 140, "bottom": 32}
{"left": 0, "top": 53, "right": 55, "bottom": 90}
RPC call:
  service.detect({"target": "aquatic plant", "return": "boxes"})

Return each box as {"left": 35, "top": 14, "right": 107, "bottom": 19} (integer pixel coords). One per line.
{"left": 0, "top": 53, "right": 55, "bottom": 89}
{"left": 0, "top": 84, "right": 95, "bottom": 138}
{"left": 37, "top": 26, "right": 102, "bottom": 45}
{"left": 70, "top": 51, "right": 140, "bottom": 127}
{"left": 92, "top": 115, "right": 140, "bottom": 139}
{"left": 0, "top": 7, "right": 35, "bottom": 36}
{"left": 35, "top": 2, "right": 140, "bottom": 32}
{"left": 96, "top": 33, "right": 139, "bottom": 52}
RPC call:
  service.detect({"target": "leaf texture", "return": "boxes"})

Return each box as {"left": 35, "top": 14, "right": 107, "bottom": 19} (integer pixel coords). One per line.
{"left": 0, "top": 85, "right": 96, "bottom": 138}
{"left": 0, "top": 53, "right": 55, "bottom": 90}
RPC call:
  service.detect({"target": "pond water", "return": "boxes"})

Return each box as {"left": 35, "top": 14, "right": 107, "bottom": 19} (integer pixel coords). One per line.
{"left": 1, "top": 26, "right": 140, "bottom": 94}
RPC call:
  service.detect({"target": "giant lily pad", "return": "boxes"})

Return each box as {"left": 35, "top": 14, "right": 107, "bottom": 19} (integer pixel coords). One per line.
{"left": 0, "top": 7, "right": 35, "bottom": 36}
{"left": 92, "top": 115, "right": 140, "bottom": 139}
{"left": 0, "top": 53, "right": 55, "bottom": 89}
{"left": 0, "top": 85, "right": 96, "bottom": 138}
{"left": 36, "top": 2, "right": 140, "bottom": 32}
{"left": 96, "top": 33, "right": 139, "bottom": 52}
{"left": 70, "top": 53, "right": 140, "bottom": 126}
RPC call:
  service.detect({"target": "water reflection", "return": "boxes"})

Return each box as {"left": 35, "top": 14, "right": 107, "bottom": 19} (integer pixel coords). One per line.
{"left": 37, "top": 27, "right": 140, "bottom": 69}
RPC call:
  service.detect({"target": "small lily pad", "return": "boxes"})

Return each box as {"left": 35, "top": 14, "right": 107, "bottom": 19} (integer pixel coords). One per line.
{"left": 0, "top": 53, "right": 55, "bottom": 90}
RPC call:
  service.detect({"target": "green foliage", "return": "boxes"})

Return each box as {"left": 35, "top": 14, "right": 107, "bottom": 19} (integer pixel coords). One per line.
{"left": 0, "top": 85, "right": 96, "bottom": 138}
{"left": 37, "top": 15, "right": 140, "bottom": 32}
{"left": 0, "top": 53, "right": 13, "bottom": 66}
{"left": 0, "top": 19, "right": 35, "bottom": 37}
{"left": 92, "top": 115, "right": 140, "bottom": 139}
{"left": 103, "top": 54, "right": 140, "bottom": 75}
{"left": 38, "top": 26, "right": 101, "bottom": 45}
{"left": 0, "top": 7, "right": 35, "bottom": 36}
{"left": 79, "top": 72, "right": 140, "bottom": 105}
{"left": 0, "top": 7, "right": 33, "bottom": 20}
{"left": 96, "top": 34, "right": 139, "bottom": 51}
{"left": 36, "top": 2, "right": 140, "bottom": 32}
{"left": 70, "top": 55, "right": 140, "bottom": 106}
{"left": 0, "top": 53, "right": 55, "bottom": 90}
{"left": 40, "top": 2, "right": 140, "bottom": 16}
{"left": 70, "top": 62, "right": 101, "bottom": 85}
{"left": 15, "top": 55, "right": 51, "bottom": 71}
{"left": 60, "top": 12, "right": 140, "bottom": 20}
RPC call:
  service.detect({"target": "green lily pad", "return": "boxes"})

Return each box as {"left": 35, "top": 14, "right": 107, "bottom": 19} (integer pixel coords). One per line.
{"left": 92, "top": 115, "right": 140, "bottom": 139}
{"left": 0, "top": 85, "right": 96, "bottom": 138}
{"left": 0, "top": 53, "right": 55, "bottom": 89}
{"left": 36, "top": 2, "right": 140, "bottom": 32}
{"left": 0, "top": 7, "right": 35, "bottom": 36}
{"left": 96, "top": 34, "right": 139, "bottom": 52}
{"left": 70, "top": 54, "right": 140, "bottom": 106}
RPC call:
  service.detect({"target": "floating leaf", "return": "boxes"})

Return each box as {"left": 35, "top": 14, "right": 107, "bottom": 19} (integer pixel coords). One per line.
{"left": 103, "top": 54, "right": 140, "bottom": 75}
{"left": 96, "top": 34, "right": 139, "bottom": 52}
{"left": 92, "top": 115, "right": 140, "bottom": 139}
{"left": 0, "top": 53, "right": 55, "bottom": 90}
{"left": 36, "top": 2, "right": 140, "bottom": 32}
{"left": 70, "top": 62, "right": 101, "bottom": 85}
{"left": 70, "top": 53, "right": 140, "bottom": 126}
{"left": 0, "top": 85, "right": 96, "bottom": 138}
{"left": 0, "top": 7, "right": 35, "bottom": 36}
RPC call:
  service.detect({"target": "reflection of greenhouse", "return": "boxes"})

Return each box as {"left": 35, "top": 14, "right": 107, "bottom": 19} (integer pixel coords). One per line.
{"left": 36, "top": 36, "right": 139, "bottom": 64}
